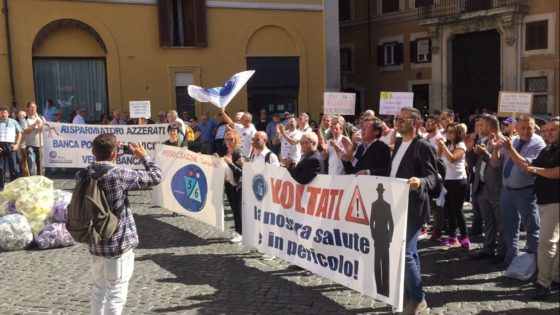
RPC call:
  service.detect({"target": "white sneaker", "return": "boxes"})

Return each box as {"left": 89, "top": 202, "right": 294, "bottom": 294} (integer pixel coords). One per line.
{"left": 230, "top": 233, "right": 242, "bottom": 243}
{"left": 261, "top": 254, "right": 276, "bottom": 261}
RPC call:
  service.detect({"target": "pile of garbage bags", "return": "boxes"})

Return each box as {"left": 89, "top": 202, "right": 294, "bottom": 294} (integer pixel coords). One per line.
{"left": 0, "top": 176, "right": 74, "bottom": 251}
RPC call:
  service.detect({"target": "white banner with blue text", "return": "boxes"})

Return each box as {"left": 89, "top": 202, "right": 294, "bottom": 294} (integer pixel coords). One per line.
{"left": 152, "top": 144, "right": 225, "bottom": 231}
{"left": 242, "top": 162, "right": 409, "bottom": 311}
{"left": 41, "top": 122, "right": 168, "bottom": 168}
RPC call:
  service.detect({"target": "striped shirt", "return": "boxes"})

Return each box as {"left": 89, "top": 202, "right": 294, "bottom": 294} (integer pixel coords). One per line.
{"left": 75, "top": 157, "right": 162, "bottom": 257}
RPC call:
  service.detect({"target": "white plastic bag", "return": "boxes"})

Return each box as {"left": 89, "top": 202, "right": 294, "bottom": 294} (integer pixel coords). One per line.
{"left": 504, "top": 252, "right": 536, "bottom": 280}
{"left": 0, "top": 214, "right": 34, "bottom": 251}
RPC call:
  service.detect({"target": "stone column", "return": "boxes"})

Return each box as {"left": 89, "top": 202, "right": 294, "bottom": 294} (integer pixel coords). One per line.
{"left": 427, "top": 25, "right": 443, "bottom": 112}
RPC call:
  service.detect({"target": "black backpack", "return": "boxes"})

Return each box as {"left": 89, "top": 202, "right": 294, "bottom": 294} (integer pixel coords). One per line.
{"left": 66, "top": 166, "right": 123, "bottom": 244}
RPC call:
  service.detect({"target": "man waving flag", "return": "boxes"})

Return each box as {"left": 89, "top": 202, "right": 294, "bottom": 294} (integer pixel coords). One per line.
{"left": 188, "top": 70, "right": 255, "bottom": 109}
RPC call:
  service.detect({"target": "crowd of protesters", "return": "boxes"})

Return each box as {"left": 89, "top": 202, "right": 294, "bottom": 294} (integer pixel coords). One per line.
{"left": 1, "top": 100, "right": 558, "bottom": 314}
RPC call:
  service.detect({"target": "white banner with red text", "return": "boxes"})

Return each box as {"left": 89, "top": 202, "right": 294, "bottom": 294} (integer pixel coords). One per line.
{"left": 41, "top": 122, "right": 168, "bottom": 168}
{"left": 242, "top": 162, "right": 409, "bottom": 311}
{"left": 152, "top": 144, "right": 225, "bottom": 231}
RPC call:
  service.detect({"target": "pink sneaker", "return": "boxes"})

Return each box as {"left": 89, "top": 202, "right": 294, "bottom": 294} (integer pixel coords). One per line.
{"left": 442, "top": 236, "right": 460, "bottom": 247}
{"left": 460, "top": 236, "right": 471, "bottom": 251}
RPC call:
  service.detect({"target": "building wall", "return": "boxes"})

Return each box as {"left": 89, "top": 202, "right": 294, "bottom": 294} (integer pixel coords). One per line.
{"left": 1, "top": 0, "right": 326, "bottom": 118}
{"left": 340, "top": 0, "right": 559, "bottom": 116}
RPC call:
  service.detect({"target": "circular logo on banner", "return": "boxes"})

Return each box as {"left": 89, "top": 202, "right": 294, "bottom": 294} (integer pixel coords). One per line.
{"left": 49, "top": 151, "right": 57, "bottom": 158}
{"left": 252, "top": 175, "right": 267, "bottom": 202}
{"left": 171, "top": 164, "right": 208, "bottom": 212}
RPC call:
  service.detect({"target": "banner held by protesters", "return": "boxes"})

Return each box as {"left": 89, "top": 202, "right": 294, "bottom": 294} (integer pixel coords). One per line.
{"left": 152, "top": 144, "right": 226, "bottom": 231}
{"left": 242, "top": 162, "right": 409, "bottom": 312}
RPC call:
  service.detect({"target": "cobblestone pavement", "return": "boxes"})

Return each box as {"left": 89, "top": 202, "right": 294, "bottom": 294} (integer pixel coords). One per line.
{"left": 0, "top": 176, "right": 559, "bottom": 314}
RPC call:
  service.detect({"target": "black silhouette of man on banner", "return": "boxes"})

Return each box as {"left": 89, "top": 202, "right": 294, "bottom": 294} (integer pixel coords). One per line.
{"left": 370, "top": 183, "right": 394, "bottom": 297}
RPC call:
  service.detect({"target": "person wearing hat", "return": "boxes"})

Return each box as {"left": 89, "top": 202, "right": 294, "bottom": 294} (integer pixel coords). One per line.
{"left": 501, "top": 117, "right": 517, "bottom": 137}
{"left": 370, "top": 182, "right": 394, "bottom": 298}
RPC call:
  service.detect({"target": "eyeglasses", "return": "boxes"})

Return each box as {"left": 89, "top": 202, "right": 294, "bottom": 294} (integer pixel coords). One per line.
{"left": 300, "top": 139, "right": 313, "bottom": 145}
{"left": 394, "top": 116, "right": 414, "bottom": 124}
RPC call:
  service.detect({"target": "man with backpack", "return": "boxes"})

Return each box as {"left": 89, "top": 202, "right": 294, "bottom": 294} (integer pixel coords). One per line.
{"left": 72, "top": 133, "right": 162, "bottom": 315}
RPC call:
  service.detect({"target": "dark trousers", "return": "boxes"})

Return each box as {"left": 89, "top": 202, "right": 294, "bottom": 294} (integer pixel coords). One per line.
{"left": 374, "top": 246, "right": 390, "bottom": 297}
{"left": 225, "top": 183, "right": 242, "bottom": 234}
{"left": 444, "top": 178, "right": 468, "bottom": 238}
{"left": 0, "top": 143, "right": 21, "bottom": 189}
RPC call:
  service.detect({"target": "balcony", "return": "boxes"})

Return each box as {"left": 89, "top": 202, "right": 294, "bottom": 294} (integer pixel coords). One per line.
{"left": 417, "top": 0, "right": 529, "bottom": 23}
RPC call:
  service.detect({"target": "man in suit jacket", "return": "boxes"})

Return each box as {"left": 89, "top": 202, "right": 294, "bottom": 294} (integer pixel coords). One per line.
{"left": 342, "top": 118, "right": 391, "bottom": 176}
{"left": 471, "top": 115, "right": 506, "bottom": 263}
{"left": 390, "top": 107, "right": 437, "bottom": 315}
{"left": 283, "top": 131, "right": 324, "bottom": 185}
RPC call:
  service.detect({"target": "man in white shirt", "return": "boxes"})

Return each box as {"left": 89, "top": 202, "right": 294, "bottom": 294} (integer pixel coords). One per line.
{"left": 109, "top": 110, "right": 127, "bottom": 125}
{"left": 72, "top": 108, "right": 86, "bottom": 124}
{"left": 220, "top": 109, "right": 257, "bottom": 158}
{"left": 251, "top": 131, "right": 280, "bottom": 166}
{"left": 273, "top": 117, "right": 302, "bottom": 166}
{"left": 323, "top": 121, "right": 349, "bottom": 175}
{"left": 22, "top": 102, "right": 44, "bottom": 175}
{"left": 298, "top": 113, "right": 312, "bottom": 133}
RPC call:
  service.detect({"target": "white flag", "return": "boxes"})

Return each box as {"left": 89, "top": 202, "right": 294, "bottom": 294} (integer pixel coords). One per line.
{"left": 187, "top": 70, "right": 255, "bottom": 109}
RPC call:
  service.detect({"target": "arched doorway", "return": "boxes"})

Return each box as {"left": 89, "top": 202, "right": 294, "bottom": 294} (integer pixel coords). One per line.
{"left": 32, "top": 19, "right": 108, "bottom": 122}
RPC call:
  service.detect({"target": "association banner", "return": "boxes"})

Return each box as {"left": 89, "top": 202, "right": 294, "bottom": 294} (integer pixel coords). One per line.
{"left": 242, "top": 163, "right": 409, "bottom": 311}
{"left": 41, "top": 122, "right": 168, "bottom": 168}
{"left": 152, "top": 144, "right": 225, "bottom": 231}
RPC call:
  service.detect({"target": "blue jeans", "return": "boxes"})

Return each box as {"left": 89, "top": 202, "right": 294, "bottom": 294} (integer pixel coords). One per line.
{"left": 405, "top": 223, "right": 424, "bottom": 302}
{"left": 500, "top": 187, "right": 540, "bottom": 264}
{"left": 26, "top": 146, "right": 41, "bottom": 176}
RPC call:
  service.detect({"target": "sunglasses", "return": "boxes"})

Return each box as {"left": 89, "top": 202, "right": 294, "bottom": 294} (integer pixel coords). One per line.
{"left": 394, "top": 116, "right": 413, "bottom": 123}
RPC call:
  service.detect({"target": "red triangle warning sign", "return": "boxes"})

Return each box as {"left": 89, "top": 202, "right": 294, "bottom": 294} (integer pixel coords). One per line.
{"left": 345, "top": 186, "right": 369, "bottom": 225}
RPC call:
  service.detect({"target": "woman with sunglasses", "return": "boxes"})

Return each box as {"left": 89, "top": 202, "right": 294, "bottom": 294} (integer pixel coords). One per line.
{"left": 220, "top": 130, "right": 245, "bottom": 243}
{"left": 437, "top": 122, "right": 470, "bottom": 250}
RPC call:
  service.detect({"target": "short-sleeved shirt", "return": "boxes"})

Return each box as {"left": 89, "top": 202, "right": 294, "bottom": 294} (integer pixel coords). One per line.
{"left": 25, "top": 115, "right": 44, "bottom": 147}
{"left": 280, "top": 129, "right": 302, "bottom": 163}
{"left": 532, "top": 144, "right": 559, "bottom": 204}
{"left": 199, "top": 119, "right": 217, "bottom": 143}
{"left": 444, "top": 142, "right": 467, "bottom": 180}
{"left": 0, "top": 118, "right": 23, "bottom": 143}
{"left": 500, "top": 135, "right": 546, "bottom": 189}
{"left": 234, "top": 123, "right": 257, "bottom": 158}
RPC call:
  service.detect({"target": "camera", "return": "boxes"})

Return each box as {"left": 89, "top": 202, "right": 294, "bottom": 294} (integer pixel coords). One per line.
{"left": 119, "top": 144, "right": 133, "bottom": 155}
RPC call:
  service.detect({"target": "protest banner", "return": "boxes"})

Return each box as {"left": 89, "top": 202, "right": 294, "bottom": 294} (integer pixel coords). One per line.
{"left": 129, "top": 100, "right": 152, "bottom": 118}
{"left": 242, "top": 163, "right": 409, "bottom": 311}
{"left": 379, "top": 92, "right": 414, "bottom": 116}
{"left": 41, "top": 122, "right": 168, "bottom": 168}
{"left": 323, "top": 92, "right": 356, "bottom": 115}
{"left": 188, "top": 70, "right": 255, "bottom": 109}
{"left": 152, "top": 144, "right": 225, "bottom": 231}
{"left": 498, "top": 91, "right": 533, "bottom": 117}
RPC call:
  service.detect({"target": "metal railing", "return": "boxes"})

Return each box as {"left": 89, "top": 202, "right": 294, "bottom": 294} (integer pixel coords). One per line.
{"left": 417, "top": 0, "right": 528, "bottom": 20}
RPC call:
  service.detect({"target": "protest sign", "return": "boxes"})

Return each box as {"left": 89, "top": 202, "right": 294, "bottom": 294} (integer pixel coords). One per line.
{"left": 242, "top": 163, "right": 409, "bottom": 311}
{"left": 323, "top": 92, "right": 356, "bottom": 115}
{"left": 41, "top": 122, "right": 167, "bottom": 168}
{"left": 129, "top": 100, "right": 152, "bottom": 119}
{"left": 188, "top": 70, "right": 255, "bottom": 109}
{"left": 152, "top": 144, "right": 225, "bottom": 231}
{"left": 379, "top": 92, "right": 414, "bottom": 116}
{"left": 498, "top": 91, "right": 533, "bottom": 117}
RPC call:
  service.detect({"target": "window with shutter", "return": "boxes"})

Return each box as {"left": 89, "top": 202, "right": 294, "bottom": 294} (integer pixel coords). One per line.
{"left": 525, "top": 77, "right": 548, "bottom": 114}
{"left": 157, "top": 0, "right": 207, "bottom": 48}
{"left": 525, "top": 20, "right": 547, "bottom": 50}
{"left": 379, "top": 42, "right": 403, "bottom": 66}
